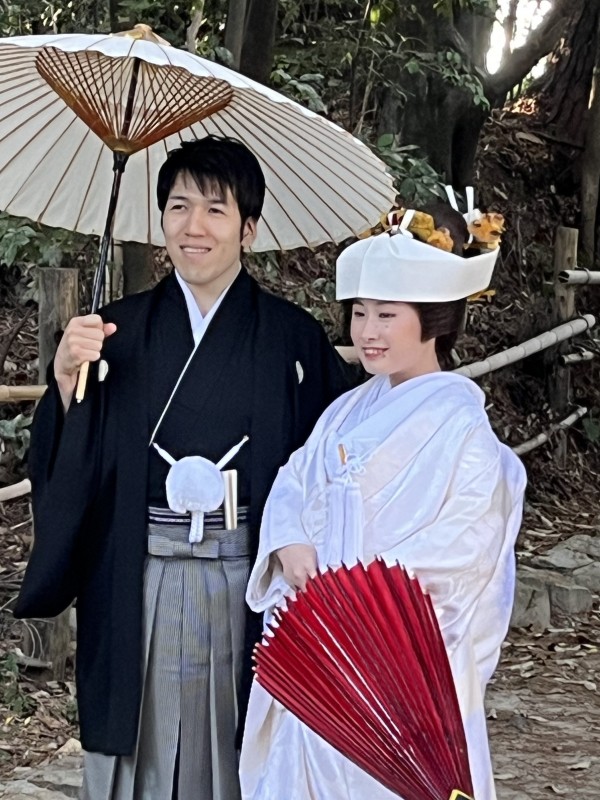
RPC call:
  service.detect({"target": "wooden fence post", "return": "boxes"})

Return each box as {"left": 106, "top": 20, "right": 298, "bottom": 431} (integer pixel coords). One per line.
{"left": 552, "top": 227, "right": 578, "bottom": 467}
{"left": 26, "top": 267, "right": 79, "bottom": 679}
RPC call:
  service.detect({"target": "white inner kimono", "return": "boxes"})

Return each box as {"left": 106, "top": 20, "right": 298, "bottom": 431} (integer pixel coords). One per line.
{"left": 239, "top": 371, "right": 526, "bottom": 800}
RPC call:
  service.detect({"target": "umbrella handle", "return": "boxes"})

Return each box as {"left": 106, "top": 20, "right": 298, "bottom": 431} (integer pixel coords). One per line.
{"left": 75, "top": 362, "right": 90, "bottom": 404}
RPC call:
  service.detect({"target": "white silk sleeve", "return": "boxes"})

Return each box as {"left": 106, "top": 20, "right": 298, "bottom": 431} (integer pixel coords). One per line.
{"left": 245, "top": 447, "right": 314, "bottom": 612}
{"left": 377, "top": 426, "right": 525, "bottom": 678}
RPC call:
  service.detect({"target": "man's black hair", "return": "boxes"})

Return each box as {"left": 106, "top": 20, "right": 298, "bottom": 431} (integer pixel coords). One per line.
{"left": 157, "top": 136, "right": 266, "bottom": 225}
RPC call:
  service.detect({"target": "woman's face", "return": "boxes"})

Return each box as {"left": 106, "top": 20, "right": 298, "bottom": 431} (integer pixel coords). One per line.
{"left": 350, "top": 299, "right": 440, "bottom": 385}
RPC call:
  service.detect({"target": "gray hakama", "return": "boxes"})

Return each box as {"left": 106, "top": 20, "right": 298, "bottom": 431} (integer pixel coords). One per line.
{"left": 81, "top": 507, "right": 251, "bottom": 800}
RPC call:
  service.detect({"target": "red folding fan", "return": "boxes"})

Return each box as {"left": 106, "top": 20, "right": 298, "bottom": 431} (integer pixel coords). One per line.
{"left": 253, "top": 559, "right": 474, "bottom": 800}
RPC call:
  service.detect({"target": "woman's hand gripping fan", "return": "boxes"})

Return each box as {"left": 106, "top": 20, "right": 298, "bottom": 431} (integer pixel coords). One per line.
{"left": 153, "top": 436, "right": 249, "bottom": 544}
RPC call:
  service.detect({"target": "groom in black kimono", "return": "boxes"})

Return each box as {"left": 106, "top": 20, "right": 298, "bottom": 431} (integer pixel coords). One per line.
{"left": 15, "top": 136, "right": 352, "bottom": 799}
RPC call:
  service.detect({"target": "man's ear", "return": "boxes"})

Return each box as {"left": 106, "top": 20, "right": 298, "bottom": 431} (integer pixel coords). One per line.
{"left": 241, "top": 218, "right": 258, "bottom": 249}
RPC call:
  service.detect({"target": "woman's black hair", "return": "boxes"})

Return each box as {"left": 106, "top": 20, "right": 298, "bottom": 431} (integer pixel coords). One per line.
{"left": 412, "top": 203, "right": 469, "bottom": 367}
{"left": 157, "top": 135, "right": 265, "bottom": 226}
{"left": 345, "top": 203, "right": 469, "bottom": 368}
{"left": 413, "top": 299, "right": 467, "bottom": 368}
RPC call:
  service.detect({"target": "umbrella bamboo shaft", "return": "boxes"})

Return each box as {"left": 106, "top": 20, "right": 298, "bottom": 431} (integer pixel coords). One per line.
{"left": 91, "top": 152, "right": 129, "bottom": 313}
{"left": 77, "top": 154, "right": 128, "bottom": 403}
{"left": 78, "top": 59, "right": 142, "bottom": 402}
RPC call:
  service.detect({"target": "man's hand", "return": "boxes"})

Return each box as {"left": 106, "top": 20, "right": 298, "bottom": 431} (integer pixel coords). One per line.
{"left": 54, "top": 315, "right": 117, "bottom": 411}
{"left": 275, "top": 543, "right": 318, "bottom": 591}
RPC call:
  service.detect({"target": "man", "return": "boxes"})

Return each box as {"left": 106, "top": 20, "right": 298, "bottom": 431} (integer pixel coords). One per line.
{"left": 15, "top": 136, "right": 353, "bottom": 799}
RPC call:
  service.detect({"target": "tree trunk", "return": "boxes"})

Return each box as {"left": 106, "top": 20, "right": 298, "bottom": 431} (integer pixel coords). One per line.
{"left": 534, "top": 0, "right": 599, "bottom": 145}
{"left": 239, "top": 0, "right": 278, "bottom": 85}
{"left": 107, "top": 0, "right": 119, "bottom": 32}
{"left": 376, "top": 2, "right": 490, "bottom": 186}
{"left": 580, "top": 14, "right": 600, "bottom": 264}
{"left": 375, "top": 0, "right": 569, "bottom": 187}
{"left": 224, "top": 0, "right": 248, "bottom": 69}
{"left": 121, "top": 242, "right": 155, "bottom": 296}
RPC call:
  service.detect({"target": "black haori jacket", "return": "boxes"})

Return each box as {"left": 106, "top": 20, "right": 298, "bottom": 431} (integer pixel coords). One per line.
{"left": 15, "top": 268, "right": 353, "bottom": 755}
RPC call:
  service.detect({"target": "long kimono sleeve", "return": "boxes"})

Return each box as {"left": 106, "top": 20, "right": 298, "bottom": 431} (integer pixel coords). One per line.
{"left": 15, "top": 365, "right": 104, "bottom": 618}
{"left": 376, "top": 425, "right": 525, "bottom": 800}
{"left": 379, "top": 424, "right": 525, "bottom": 673}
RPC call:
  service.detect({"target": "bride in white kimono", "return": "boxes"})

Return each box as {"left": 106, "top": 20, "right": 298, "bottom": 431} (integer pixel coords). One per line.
{"left": 239, "top": 206, "right": 527, "bottom": 800}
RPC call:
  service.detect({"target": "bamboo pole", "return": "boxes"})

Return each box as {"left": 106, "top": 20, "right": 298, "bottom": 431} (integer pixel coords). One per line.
{"left": 454, "top": 315, "right": 596, "bottom": 379}
{"left": 0, "top": 385, "right": 47, "bottom": 402}
{"left": 560, "top": 350, "right": 595, "bottom": 365}
{"left": 559, "top": 269, "right": 600, "bottom": 284}
{"left": 512, "top": 407, "right": 588, "bottom": 456}
{"left": 0, "top": 479, "right": 31, "bottom": 502}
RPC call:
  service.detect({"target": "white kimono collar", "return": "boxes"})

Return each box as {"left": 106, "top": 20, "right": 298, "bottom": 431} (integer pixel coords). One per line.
{"left": 174, "top": 266, "right": 239, "bottom": 346}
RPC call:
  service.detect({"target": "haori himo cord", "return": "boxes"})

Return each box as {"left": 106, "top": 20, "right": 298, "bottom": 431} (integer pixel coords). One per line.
{"left": 240, "top": 193, "right": 525, "bottom": 800}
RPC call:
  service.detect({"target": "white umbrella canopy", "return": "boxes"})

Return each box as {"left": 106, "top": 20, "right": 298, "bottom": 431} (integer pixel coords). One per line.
{"left": 0, "top": 27, "right": 396, "bottom": 253}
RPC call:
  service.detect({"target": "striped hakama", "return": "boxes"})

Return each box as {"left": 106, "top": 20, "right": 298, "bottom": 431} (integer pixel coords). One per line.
{"left": 81, "top": 507, "right": 251, "bottom": 800}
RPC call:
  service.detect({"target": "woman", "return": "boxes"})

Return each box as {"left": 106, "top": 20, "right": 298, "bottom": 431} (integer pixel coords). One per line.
{"left": 239, "top": 208, "right": 526, "bottom": 800}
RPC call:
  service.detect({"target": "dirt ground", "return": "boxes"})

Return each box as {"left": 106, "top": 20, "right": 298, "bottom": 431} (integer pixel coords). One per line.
{"left": 490, "top": 621, "right": 600, "bottom": 799}
{"left": 1, "top": 497, "right": 599, "bottom": 799}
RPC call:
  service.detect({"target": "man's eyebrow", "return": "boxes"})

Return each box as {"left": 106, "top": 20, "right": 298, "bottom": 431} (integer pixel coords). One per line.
{"left": 167, "top": 193, "right": 227, "bottom": 203}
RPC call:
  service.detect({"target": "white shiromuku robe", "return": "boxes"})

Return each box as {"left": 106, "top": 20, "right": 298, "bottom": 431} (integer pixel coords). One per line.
{"left": 239, "top": 371, "right": 526, "bottom": 800}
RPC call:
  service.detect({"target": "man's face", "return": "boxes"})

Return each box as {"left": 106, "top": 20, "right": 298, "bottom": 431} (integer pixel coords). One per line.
{"left": 162, "top": 172, "right": 257, "bottom": 297}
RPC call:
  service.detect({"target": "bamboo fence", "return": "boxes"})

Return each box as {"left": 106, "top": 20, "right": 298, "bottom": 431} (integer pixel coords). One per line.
{"left": 454, "top": 315, "right": 596, "bottom": 379}
{"left": 559, "top": 269, "right": 600, "bottom": 285}
{"left": 512, "top": 407, "right": 588, "bottom": 456}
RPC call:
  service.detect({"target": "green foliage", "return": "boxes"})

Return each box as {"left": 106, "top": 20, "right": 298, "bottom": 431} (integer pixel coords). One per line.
{"left": 271, "top": 57, "right": 328, "bottom": 113}
{"left": 0, "top": 413, "right": 33, "bottom": 460}
{"left": 403, "top": 49, "right": 490, "bottom": 108}
{"left": 64, "top": 697, "right": 79, "bottom": 724}
{"left": 0, "top": 654, "right": 35, "bottom": 716}
{"left": 0, "top": 212, "right": 95, "bottom": 271}
{"left": 0, "top": 216, "right": 39, "bottom": 268}
{"left": 433, "top": 0, "right": 494, "bottom": 15}
{"left": 246, "top": 250, "right": 341, "bottom": 337}
{"left": 376, "top": 134, "right": 446, "bottom": 205}
{"left": 582, "top": 413, "right": 600, "bottom": 445}
{"left": 0, "top": 0, "right": 215, "bottom": 44}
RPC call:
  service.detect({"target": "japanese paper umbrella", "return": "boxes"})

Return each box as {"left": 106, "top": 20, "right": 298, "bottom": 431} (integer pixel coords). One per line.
{"left": 253, "top": 560, "right": 474, "bottom": 800}
{"left": 0, "top": 25, "right": 394, "bottom": 398}
{"left": 0, "top": 26, "right": 395, "bottom": 257}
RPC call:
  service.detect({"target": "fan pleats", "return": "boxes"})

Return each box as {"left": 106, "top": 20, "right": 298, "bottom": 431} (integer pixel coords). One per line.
{"left": 254, "top": 561, "right": 474, "bottom": 800}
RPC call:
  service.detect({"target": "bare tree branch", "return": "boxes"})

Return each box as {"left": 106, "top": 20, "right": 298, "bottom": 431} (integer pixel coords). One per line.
{"left": 186, "top": 1, "right": 206, "bottom": 54}
{"left": 500, "top": 0, "right": 519, "bottom": 69}
{"left": 487, "top": 0, "right": 574, "bottom": 98}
